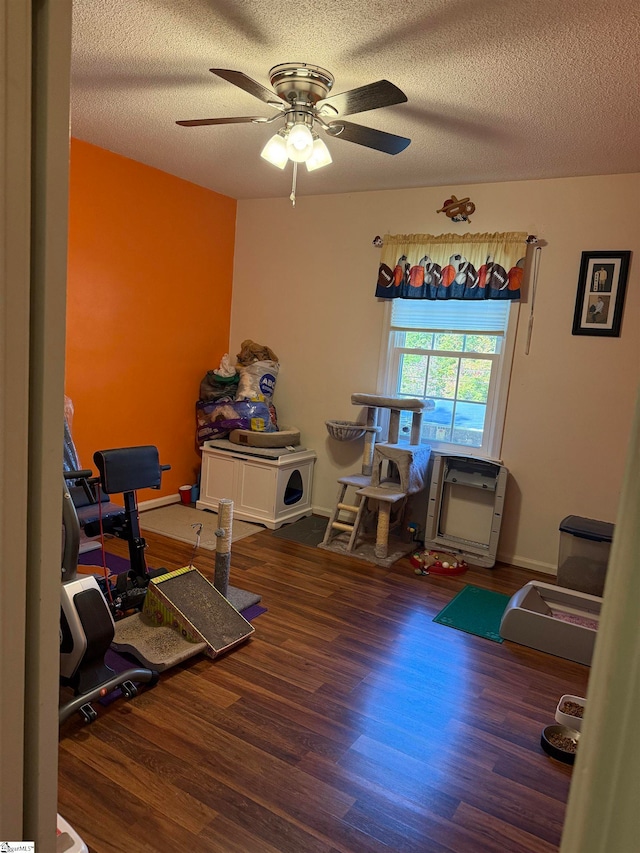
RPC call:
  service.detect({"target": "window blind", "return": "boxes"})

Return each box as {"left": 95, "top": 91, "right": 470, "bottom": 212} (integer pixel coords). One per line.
{"left": 390, "top": 298, "right": 510, "bottom": 333}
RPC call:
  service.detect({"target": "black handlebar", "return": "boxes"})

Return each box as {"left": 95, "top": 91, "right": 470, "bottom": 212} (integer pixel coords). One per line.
{"left": 64, "top": 468, "right": 95, "bottom": 481}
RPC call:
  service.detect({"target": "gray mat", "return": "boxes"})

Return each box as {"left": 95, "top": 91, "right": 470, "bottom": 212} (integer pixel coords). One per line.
{"left": 113, "top": 612, "right": 207, "bottom": 671}
{"left": 271, "top": 514, "right": 328, "bottom": 546}
{"left": 140, "top": 504, "right": 261, "bottom": 549}
{"left": 226, "top": 584, "right": 261, "bottom": 611}
{"left": 318, "top": 531, "right": 415, "bottom": 568}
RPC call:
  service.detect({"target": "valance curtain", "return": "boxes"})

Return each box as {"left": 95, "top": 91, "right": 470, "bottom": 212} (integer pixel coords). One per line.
{"left": 375, "top": 231, "right": 528, "bottom": 300}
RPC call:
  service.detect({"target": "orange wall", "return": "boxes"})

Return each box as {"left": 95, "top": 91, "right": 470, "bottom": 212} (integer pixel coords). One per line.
{"left": 66, "top": 139, "right": 236, "bottom": 500}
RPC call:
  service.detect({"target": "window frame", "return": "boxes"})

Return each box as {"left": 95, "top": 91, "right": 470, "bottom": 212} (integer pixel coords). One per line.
{"left": 377, "top": 300, "right": 519, "bottom": 460}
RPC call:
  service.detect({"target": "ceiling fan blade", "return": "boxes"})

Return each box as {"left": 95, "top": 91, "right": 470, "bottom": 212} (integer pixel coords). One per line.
{"left": 176, "top": 116, "right": 268, "bottom": 127}
{"left": 210, "top": 68, "right": 279, "bottom": 106}
{"left": 318, "top": 80, "right": 407, "bottom": 117}
{"left": 327, "top": 119, "right": 411, "bottom": 155}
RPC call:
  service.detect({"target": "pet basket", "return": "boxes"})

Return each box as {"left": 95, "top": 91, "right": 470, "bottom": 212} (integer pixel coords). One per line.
{"left": 325, "top": 420, "right": 366, "bottom": 442}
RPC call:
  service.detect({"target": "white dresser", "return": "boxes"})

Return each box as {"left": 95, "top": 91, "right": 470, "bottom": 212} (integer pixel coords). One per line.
{"left": 196, "top": 439, "right": 316, "bottom": 529}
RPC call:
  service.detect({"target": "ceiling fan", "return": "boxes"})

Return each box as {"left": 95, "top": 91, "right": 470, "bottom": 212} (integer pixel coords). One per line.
{"left": 176, "top": 63, "right": 411, "bottom": 175}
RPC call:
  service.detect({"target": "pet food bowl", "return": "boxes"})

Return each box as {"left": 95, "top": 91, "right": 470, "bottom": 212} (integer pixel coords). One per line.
{"left": 541, "top": 724, "right": 580, "bottom": 764}
{"left": 555, "top": 694, "right": 586, "bottom": 732}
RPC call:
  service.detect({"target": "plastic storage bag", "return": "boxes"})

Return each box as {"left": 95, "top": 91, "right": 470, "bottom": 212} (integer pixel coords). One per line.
{"left": 200, "top": 353, "right": 240, "bottom": 401}
{"left": 196, "top": 398, "right": 274, "bottom": 443}
{"left": 200, "top": 371, "right": 239, "bottom": 402}
{"left": 236, "top": 360, "right": 279, "bottom": 403}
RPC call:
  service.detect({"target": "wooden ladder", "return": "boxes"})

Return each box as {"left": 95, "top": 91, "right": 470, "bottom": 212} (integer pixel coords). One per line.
{"left": 321, "top": 474, "right": 371, "bottom": 551}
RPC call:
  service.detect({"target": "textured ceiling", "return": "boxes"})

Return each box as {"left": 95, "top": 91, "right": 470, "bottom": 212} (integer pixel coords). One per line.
{"left": 71, "top": 0, "right": 640, "bottom": 201}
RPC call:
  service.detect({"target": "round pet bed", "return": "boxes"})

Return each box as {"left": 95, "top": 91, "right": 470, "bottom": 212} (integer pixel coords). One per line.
{"left": 229, "top": 426, "right": 301, "bottom": 448}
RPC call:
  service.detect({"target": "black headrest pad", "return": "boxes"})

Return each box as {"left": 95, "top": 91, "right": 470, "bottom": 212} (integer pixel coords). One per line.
{"left": 93, "top": 446, "right": 161, "bottom": 494}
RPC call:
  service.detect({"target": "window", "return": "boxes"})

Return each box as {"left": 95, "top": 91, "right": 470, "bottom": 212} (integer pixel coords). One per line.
{"left": 380, "top": 299, "right": 518, "bottom": 459}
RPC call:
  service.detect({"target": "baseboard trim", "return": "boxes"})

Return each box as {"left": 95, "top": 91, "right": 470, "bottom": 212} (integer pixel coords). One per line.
{"left": 313, "top": 505, "right": 556, "bottom": 575}
{"left": 498, "top": 552, "right": 556, "bottom": 575}
{"left": 138, "top": 495, "right": 180, "bottom": 512}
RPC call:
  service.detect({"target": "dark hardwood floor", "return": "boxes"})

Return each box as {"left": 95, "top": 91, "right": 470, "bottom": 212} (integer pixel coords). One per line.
{"left": 58, "top": 522, "right": 589, "bottom": 853}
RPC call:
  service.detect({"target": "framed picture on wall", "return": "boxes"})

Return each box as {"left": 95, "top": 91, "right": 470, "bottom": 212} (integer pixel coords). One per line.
{"left": 572, "top": 250, "right": 631, "bottom": 337}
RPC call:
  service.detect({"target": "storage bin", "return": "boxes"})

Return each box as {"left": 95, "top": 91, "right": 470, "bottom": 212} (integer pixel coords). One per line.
{"left": 558, "top": 515, "right": 614, "bottom": 597}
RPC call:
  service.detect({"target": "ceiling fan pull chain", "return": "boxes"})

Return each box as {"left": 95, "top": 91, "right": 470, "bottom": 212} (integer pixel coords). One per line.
{"left": 290, "top": 161, "right": 298, "bottom": 206}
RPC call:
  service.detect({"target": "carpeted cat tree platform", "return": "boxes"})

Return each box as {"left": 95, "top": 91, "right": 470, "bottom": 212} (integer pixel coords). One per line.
{"left": 321, "top": 393, "right": 431, "bottom": 567}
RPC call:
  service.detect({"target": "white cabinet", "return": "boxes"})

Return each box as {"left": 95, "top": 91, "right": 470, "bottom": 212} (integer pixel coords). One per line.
{"left": 196, "top": 441, "right": 316, "bottom": 529}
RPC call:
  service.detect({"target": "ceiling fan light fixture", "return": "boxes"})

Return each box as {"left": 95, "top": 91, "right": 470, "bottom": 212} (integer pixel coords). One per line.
{"left": 285, "top": 122, "right": 314, "bottom": 162}
{"left": 260, "top": 132, "right": 288, "bottom": 169}
{"left": 179, "top": 64, "right": 411, "bottom": 195}
{"left": 306, "top": 137, "right": 332, "bottom": 171}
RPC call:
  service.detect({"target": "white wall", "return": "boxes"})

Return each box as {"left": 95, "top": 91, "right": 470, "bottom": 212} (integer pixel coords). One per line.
{"left": 231, "top": 173, "right": 640, "bottom": 573}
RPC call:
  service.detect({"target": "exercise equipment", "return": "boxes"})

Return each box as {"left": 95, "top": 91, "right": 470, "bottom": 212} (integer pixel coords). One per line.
{"left": 60, "top": 459, "right": 160, "bottom": 725}
{"left": 66, "top": 446, "right": 172, "bottom": 614}
{"left": 92, "top": 445, "right": 172, "bottom": 605}
{"left": 64, "top": 413, "right": 125, "bottom": 554}
{"left": 66, "top": 444, "right": 255, "bottom": 676}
